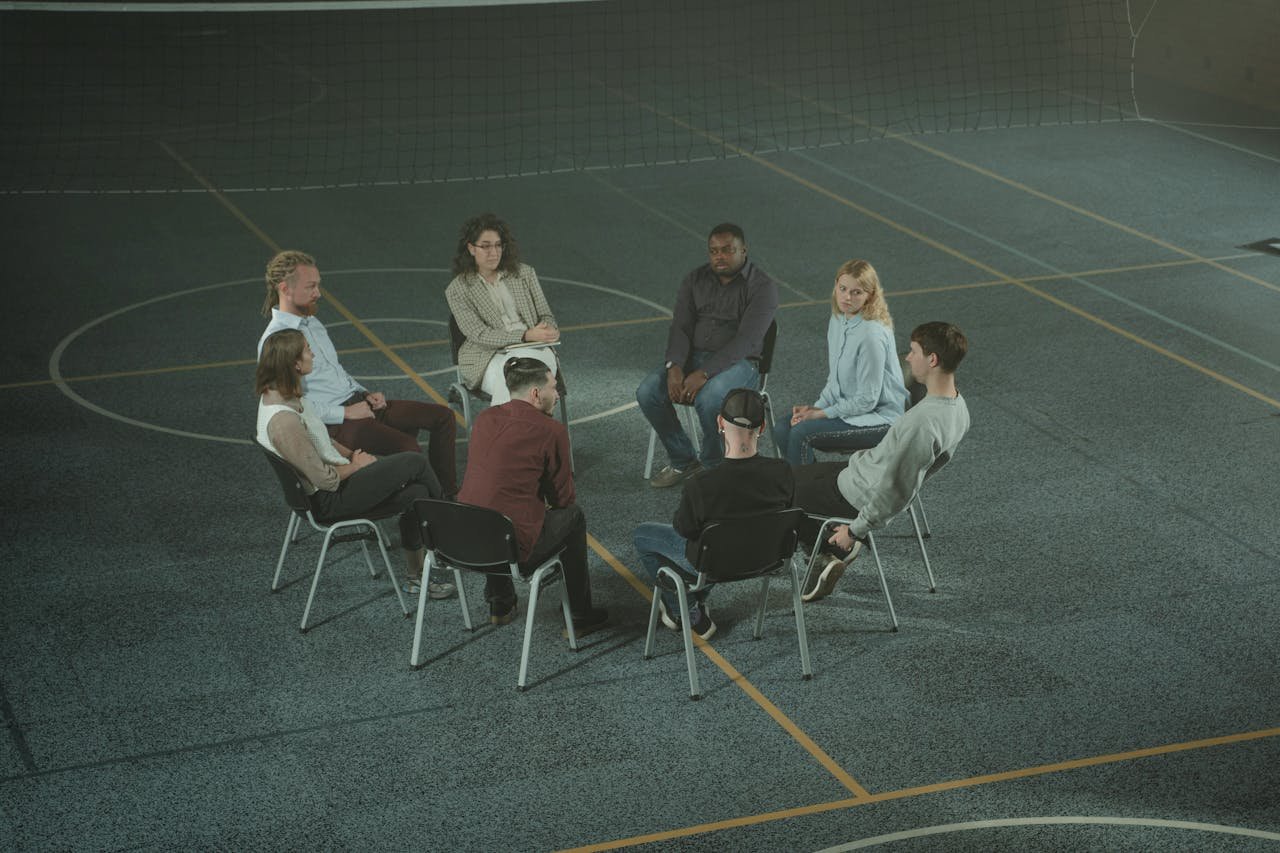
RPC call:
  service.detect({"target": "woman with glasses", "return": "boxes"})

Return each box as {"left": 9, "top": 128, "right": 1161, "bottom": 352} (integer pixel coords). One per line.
{"left": 255, "top": 329, "right": 453, "bottom": 599}
{"left": 772, "top": 259, "right": 908, "bottom": 466}
{"left": 445, "top": 213, "right": 560, "bottom": 405}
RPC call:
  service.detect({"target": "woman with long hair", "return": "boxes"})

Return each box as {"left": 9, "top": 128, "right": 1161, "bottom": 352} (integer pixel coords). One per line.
{"left": 773, "top": 259, "right": 907, "bottom": 466}
{"left": 445, "top": 213, "right": 560, "bottom": 405}
{"left": 255, "top": 329, "right": 453, "bottom": 599}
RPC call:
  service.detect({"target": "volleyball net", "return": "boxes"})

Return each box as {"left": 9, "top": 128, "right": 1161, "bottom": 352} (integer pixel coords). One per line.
{"left": 0, "top": 0, "right": 1137, "bottom": 193}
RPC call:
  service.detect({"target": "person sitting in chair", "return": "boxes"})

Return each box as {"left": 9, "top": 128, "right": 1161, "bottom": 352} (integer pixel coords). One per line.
{"left": 255, "top": 329, "right": 454, "bottom": 599}
{"left": 793, "top": 321, "right": 971, "bottom": 603}
{"left": 633, "top": 388, "right": 795, "bottom": 639}
{"left": 457, "top": 357, "right": 608, "bottom": 635}
{"left": 445, "top": 213, "right": 561, "bottom": 406}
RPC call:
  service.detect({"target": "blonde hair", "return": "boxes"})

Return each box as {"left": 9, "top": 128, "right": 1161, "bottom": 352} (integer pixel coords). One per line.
{"left": 261, "top": 250, "right": 316, "bottom": 317}
{"left": 255, "top": 329, "right": 306, "bottom": 398}
{"left": 831, "top": 259, "right": 893, "bottom": 328}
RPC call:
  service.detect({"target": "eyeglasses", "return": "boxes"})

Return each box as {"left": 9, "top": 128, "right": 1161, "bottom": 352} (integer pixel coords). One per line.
{"left": 472, "top": 241, "right": 504, "bottom": 251}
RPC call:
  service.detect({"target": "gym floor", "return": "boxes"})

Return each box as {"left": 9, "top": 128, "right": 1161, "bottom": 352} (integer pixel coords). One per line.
{"left": 2, "top": 11, "right": 1279, "bottom": 851}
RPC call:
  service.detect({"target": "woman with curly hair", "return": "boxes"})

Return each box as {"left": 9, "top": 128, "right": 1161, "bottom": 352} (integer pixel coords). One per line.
{"left": 445, "top": 213, "right": 560, "bottom": 405}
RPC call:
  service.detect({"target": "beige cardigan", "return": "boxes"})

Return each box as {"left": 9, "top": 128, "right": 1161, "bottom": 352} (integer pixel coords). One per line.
{"left": 445, "top": 263, "right": 557, "bottom": 389}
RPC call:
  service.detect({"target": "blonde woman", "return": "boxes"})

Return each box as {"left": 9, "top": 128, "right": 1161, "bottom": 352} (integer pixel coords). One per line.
{"left": 773, "top": 259, "right": 907, "bottom": 466}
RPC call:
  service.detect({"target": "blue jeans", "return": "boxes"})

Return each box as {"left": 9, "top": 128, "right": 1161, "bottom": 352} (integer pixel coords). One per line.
{"left": 633, "top": 522, "right": 711, "bottom": 615}
{"left": 636, "top": 352, "right": 759, "bottom": 469}
{"left": 772, "top": 415, "right": 892, "bottom": 466}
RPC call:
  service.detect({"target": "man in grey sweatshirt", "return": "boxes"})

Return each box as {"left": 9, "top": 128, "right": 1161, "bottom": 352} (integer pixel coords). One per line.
{"left": 793, "top": 321, "right": 971, "bottom": 602}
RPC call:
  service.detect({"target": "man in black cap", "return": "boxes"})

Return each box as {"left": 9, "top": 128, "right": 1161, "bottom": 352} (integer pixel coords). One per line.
{"left": 632, "top": 388, "right": 795, "bottom": 639}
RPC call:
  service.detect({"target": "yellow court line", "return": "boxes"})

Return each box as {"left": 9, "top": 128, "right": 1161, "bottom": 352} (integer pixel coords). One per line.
{"left": 726, "top": 72, "right": 1280, "bottom": 297}
{"left": 586, "top": 534, "right": 870, "bottom": 799}
{"left": 600, "top": 86, "right": 1280, "bottom": 412}
{"left": 559, "top": 725, "right": 1280, "bottom": 852}
{"left": 159, "top": 140, "right": 458, "bottom": 418}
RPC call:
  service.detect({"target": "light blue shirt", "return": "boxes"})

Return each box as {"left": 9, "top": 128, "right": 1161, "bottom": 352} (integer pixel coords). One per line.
{"left": 813, "top": 314, "right": 906, "bottom": 427}
{"left": 258, "top": 309, "right": 363, "bottom": 425}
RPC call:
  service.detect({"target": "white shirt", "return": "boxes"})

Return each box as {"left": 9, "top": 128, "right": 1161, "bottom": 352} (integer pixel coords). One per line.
{"left": 258, "top": 308, "right": 364, "bottom": 425}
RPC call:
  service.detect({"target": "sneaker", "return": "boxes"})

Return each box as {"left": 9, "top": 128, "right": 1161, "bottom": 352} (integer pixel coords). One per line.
{"left": 688, "top": 608, "right": 717, "bottom": 641}
{"left": 402, "top": 577, "right": 456, "bottom": 600}
{"left": 562, "top": 607, "right": 610, "bottom": 638}
{"left": 649, "top": 462, "right": 702, "bottom": 488}
{"left": 489, "top": 599, "right": 518, "bottom": 625}
{"left": 801, "top": 541, "right": 863, "bottom": 603}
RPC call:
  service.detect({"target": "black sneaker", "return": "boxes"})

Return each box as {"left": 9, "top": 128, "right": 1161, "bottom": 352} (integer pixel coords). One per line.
{"left": 801, "top": 541, "right": 863, "bottom": 603}
{"left": 562, "top": 607, "right": 609, "bottom": 638}
{"left": 489, "top": 599, "right": 518, "bottom": 625}
{"left": 688, "top": 607, "right": 717, "bottom": 641}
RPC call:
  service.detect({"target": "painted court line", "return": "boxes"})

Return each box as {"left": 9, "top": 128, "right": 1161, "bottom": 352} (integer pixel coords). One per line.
{"left": 586, "top": 534, "right": 870, "bottom": 800}
{"left": 560, "top": 726, "right": 1280, "bottom": 852}
{"left": 598, "top": 86, "right": 1280, "bottom": 412}
{"left": 789, "top": 148, "right": 1280, "bottom": 375}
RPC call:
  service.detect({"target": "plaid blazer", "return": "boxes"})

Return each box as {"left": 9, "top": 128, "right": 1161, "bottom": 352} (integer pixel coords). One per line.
{"left": 445, "top": 263, "right": 557, "bottom": 388}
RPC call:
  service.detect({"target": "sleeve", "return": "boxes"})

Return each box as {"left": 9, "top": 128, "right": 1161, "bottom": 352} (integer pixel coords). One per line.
{"left": 446, "top": 277, "right": 525, "bottom": 350}
{"left": 524, "top": 266, "right": 556, "bottom": 327}
{"left": 663, "top": 272, "right": 698, "bottom": 369}
{"left": 541, "top": 423, "right": 577, "bottom": 508}
{"left": 703, "top": 269, "right": 779, "bottom": 377}
{"left": 266, "top": 410, "right": 341, "bottom": 492}
{"left": 846, "top": 423, "right": 936, "bottom": 537}
{"left": 822, "top": 326, "right": 887, "bottom": 420}
{"left": 314, "top": 399, "right": 348, "bottom": 425}
{"left": 671, "top": 481, "right": 702, "bottom": 540}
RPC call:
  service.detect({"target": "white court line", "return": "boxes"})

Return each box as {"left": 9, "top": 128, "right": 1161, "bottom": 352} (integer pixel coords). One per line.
{"left": 817, "top": 815, "right": 1280, "bottom": 850}
{"left": 49, "top": 269, "right": 662, "bottom": 444}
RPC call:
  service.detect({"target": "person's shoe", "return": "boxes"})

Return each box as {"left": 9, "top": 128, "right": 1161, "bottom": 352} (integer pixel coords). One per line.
{"left": 801, "top": 541, "right": 863, "bottom": 603}
{"left": 562, "top": 607, "right": 610, "bottom": 638}
{"left": 402, "top": 576, "right": 456, "bottom": 600}
{"left": 687, "top": 606, "right": 717, "bottom": 641}
{"left": 649, "top": 462, "right": 702, "bottom": 488}
{"left": 489, "top": 599, "right": 518, "bottom": 625}
{"left": 657, "top": 598, "right": 679, "bottom": 631}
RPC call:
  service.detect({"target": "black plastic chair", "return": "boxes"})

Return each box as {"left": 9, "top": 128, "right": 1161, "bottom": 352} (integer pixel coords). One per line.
{"left": 644, "top": 319, "right": 779, "bottom": 478}
{"left": 409, "top": 498, "right": 576, "bottom": 691}
{"left": 642, "top": 507, "right": 810, "bottom": 700}
{"left": 256, "top": 441, "right": 410, "bottom": 632}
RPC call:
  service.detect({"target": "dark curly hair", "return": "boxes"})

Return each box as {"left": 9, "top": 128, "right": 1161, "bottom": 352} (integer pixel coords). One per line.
{"left": 451, "top": 213, "right": 521, "bottom": 276}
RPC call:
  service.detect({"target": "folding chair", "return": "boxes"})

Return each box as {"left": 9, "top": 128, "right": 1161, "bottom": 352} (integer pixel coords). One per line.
{"left": 799, "top": 497, "right": 936, "bottom": 633}
{"left": 256, "top": 441, "right": 410, "bottom": 632}
{"left": 409, "top": 498, "right": 577, "bottom": 691}
{"left": 643, "top": 507, "right": 810, "bottom": 700}
{"left": 644, "top": 319, "right": 779, "bottom": 478}
{"left": 447, "top": 315, "right": 574, "bottom": 469}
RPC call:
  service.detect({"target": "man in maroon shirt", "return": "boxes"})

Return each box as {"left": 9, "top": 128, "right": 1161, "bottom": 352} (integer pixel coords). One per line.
{"left": 458, "top": 357, "right": 609, "bottom": 634}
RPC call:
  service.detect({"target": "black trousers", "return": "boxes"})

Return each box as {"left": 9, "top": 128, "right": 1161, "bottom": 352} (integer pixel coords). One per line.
{"left": 308, "top": 452, "right": 441, "bottom": 550}
{"left": 485, "top": 505, "right": 593, "bottom": 617}
{"left": 791, "top": 461, "right": 861, "bottom": 558}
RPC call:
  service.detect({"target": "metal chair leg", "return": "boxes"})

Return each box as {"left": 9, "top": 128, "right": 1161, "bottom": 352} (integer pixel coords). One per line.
{"left": 914, "top": 494, "right": 932, "bottom": 538}
{"left": 906, "top": 503, "right": 937, "bottom": 592}
{"left": 410, "top": 566, "right": 432, "bottom": 669}
{"left": 272, "top": 513, "right": 300, "bottom": 592}
{"left": 299, "top": 529, "right": 334, "bottom": 632}
{"left": 753, "top": 576, "right": 770, "bottom": 639}
{"left": 517, "top": 566, "right": 547, "bottom": 691}
{"left": 559, "top": 569, "right": 578, "bottom": 651}
{"left": 865, "top": 534, "right": 899, "bottom": 631}
{"left": 643, "top": 589, "right": 662, "bottom": 659}
{"left": 671, "top": 575, "right": 701, "bottom": 700}
{"left": 790, "top": 557, "right": 813, "bottom": 679}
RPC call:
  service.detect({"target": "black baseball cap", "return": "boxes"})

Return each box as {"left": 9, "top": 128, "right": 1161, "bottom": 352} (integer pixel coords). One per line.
{"left": 720, "top": 387, "right": 766, "bottom": 429}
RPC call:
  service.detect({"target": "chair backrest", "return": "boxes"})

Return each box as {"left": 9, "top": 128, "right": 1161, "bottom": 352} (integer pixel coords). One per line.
{"left": 257, "top": 440, "right": 313, "bottom": 517}
{"left": 413, "top": 498, "right": 519, "bottom": 574}
{"left": 757, "top": 319, "right": 779, "bottom": 378}
{"left": 693, "top": 507, "right": 804, "bottom": 583}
